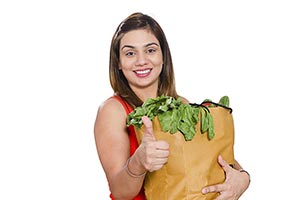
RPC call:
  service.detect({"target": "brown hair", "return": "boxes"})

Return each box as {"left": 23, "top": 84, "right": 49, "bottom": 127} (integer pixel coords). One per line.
{"left": 109, "top": 12, "right": 178, "bottom": 107}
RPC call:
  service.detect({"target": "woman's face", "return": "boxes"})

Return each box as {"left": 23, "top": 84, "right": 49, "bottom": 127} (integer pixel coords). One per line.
{"left": 119, "top": 29, "right": 163, "bottom": 92}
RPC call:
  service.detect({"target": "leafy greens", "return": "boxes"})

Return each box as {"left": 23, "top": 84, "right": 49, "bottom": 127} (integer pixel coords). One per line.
{"left": 126, "top": 95, "right": 230, "bottom": 141}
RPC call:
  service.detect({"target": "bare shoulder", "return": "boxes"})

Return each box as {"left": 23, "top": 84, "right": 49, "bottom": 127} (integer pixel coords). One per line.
{"left": 94, "top": 97, "right": 128, "bottom": 139}
{"left": 179, "top": 96, "right": 190, "bottom": 104}
{"left": 96, "top": 97, "right": 126, "bottom": 119}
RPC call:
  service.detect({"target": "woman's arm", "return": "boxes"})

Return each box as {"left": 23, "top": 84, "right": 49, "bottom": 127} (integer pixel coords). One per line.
{"left": 94, "top": 98, "right": 146, "bottom": 199}
{"left": 94, "top": 99, "right": 169, "bottom": 200}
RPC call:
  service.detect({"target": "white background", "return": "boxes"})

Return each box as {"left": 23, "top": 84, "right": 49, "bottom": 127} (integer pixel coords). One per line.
{"left": 1, "top": 0, "right": 299, "bottom": 199}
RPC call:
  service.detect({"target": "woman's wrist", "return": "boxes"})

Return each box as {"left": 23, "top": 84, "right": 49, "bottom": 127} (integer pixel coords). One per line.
{"left": 239, "top": 169, "right": 251, "bottom": 184}
{"left": 125, "top": 157, "right": 147, "bottom": 178}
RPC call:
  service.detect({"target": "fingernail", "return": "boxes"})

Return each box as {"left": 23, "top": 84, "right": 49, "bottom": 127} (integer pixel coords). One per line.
{"left": 202, "top": 188, "right": 207, "bottom": 194}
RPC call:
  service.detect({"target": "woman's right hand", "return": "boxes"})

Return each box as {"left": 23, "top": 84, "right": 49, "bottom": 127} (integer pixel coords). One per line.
{"left": 137, "top": 116, "right": 169, "bottom": 172}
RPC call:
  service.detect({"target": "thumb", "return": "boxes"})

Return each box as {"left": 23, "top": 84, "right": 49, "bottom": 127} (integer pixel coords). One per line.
{"left": 218, "top": 155, "right": 231, "bottom": 173}
{"left": 142, "top": 116, "right": 156, "bottom": 141}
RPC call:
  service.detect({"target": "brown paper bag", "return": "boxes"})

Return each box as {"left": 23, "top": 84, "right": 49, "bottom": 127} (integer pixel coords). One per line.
{"left": 135, "top": 106, "right": 235, "bottom": 200}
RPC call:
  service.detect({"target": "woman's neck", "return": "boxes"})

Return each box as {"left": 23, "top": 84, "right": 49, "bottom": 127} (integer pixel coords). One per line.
{"left": 131, "top": 84, "right": 158, "bottom": 102}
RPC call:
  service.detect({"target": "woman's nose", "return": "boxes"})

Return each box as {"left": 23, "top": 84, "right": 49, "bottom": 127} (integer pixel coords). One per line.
{"left": 135, "top": 52, "right": 148, "bottom": 66}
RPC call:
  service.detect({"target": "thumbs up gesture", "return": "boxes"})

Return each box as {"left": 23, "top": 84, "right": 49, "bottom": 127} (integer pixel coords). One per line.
{"left": 139, "top": 116, "right": 170, "bottom": 172}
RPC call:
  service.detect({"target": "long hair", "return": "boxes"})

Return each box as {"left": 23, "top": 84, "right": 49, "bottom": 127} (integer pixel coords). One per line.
{"left": 109, "top": 12, "right": 178, "bottom": 108}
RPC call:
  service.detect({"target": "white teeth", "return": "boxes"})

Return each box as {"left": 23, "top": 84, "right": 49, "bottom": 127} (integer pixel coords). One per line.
{"left": 135, "top": 69, "right": 150, "bottom": 74}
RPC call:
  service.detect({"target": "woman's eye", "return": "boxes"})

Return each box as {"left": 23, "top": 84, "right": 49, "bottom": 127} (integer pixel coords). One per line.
{"left": 125, "top": 51, "right": 135, "bottom": 56}
{"left": 147, "top": 48, "right": 156, "bottom": 54}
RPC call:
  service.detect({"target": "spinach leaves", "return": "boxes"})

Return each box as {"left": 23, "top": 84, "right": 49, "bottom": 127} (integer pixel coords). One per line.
{"left": 126, "top": 95, "right": 230, "bottom": 141}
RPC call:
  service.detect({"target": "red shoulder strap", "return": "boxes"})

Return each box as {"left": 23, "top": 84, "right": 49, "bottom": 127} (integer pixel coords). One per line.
{"left": 111, "top": 95, "right": 133, "bottom": 114}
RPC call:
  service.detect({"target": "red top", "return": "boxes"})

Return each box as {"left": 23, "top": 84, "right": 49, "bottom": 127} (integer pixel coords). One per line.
{"left": 109, "top": 95, "right": 146, "bottom": 200}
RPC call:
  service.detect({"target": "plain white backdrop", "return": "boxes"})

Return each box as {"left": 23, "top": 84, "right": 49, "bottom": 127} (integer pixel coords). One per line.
{"left": 1, "top": 0, "right": 299, "bottom": 199}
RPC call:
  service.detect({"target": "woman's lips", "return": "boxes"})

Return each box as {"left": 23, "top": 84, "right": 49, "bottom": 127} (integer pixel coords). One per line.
{"left": 134, "top": 69, "right": 151, "bottom": 77}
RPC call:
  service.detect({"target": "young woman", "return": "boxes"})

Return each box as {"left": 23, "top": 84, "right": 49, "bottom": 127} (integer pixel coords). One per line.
{"left": 94, "top": 12, "right": 250, "bottom": 200}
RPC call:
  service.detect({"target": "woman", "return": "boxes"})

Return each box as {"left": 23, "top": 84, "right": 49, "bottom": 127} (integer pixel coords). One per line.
{"left": 94, "top": 12, "right": 250, "bottom": 200}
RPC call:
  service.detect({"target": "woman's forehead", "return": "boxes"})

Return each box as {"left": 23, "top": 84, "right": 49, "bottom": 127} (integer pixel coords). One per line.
{"left": 120, "top": 29, "right": 159, "bottom": 48}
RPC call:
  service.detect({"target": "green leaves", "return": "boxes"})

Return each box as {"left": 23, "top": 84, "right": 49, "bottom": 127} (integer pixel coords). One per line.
{"left": 126, "top": 95, "right": 182, "bottom": 129}
{"left": 200, "top": 107, "right": 214, "bottom": 140}
{"left": 219, "top": 96, "right": 230, "bottom": 107}
{"left": 158, "top": 108, "right": 180, "bottom": 134}
{"left": 127, "top": 95, "right": 230, "bottom": 141}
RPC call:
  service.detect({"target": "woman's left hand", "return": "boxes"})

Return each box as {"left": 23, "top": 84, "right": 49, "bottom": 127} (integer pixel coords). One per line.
{"left": 201, "top": 155, "right": 250, "bottom": 200}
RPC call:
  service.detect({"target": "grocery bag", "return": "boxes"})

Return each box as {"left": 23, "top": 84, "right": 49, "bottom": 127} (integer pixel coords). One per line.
{"left": 133, "top": 100, "right": 235, "bottom": 200}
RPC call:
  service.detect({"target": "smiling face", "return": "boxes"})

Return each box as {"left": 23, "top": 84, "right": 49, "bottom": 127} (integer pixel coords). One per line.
{"left": 119, "top": 29, "right": 163, "bottom": 99}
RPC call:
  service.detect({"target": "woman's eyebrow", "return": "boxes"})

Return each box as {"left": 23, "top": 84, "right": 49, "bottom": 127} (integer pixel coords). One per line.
{"left": 145, "top": 42, "right": 159, "bottom": 47}
{"left": 121, "top": 45, "right": 134, "bottom": 50}
{"left": 121, "top": 42, "right": 159, "bottom": 50}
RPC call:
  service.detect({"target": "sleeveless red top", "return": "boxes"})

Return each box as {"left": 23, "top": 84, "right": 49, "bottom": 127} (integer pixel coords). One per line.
{"left": 109, "top": 95, "right": 146, "bottom": 200}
